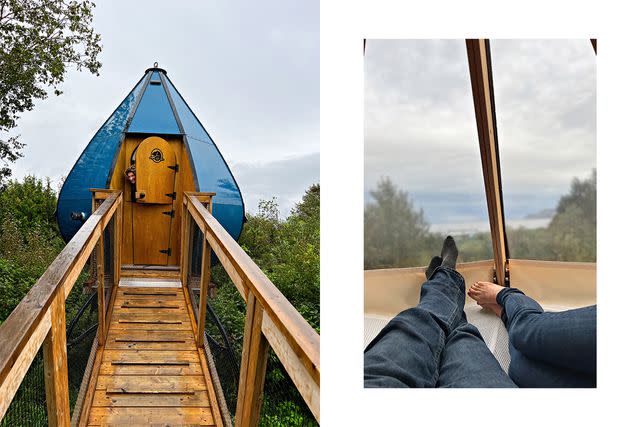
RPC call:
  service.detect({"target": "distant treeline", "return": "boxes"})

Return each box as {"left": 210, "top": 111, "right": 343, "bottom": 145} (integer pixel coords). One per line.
{"left": 364, "top": 170, "right": 596, "bottom": 269}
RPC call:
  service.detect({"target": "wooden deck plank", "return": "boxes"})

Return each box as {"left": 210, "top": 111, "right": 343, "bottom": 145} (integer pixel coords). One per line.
{"left": 110, "top": 321, "right": 193, "bottom": 331}
{"left": 117, "top": 288, "right": 181, "bottom": 296}
{"left": 102, "top": 350, "right": 200, "bottom": 363}
{"left": 117, "top": 304, "right": 187, "bottom": 311}
{"left": 107, "top": 329, "right": 195, "bottom": 340}
{"left": 96, "top": 375, "right": 207, "bottom": 392}
{"left": 92, "top": 389, "right": 210, "bottom": 407}
{"left": 99, "top": 362, "right": 203, "bottom": 376}
{"left": 105, "top": 327, "right": 196, "bottom": 350}
{"left": 105, "top": 339, "right": 196, "bottom": 351}
{"left": 88, "top": 406, "right": 214, "bottom": 426}
{"left": 116, "top": 307, "right": 188, "bottom": 316}
{"left": 111, "top": 311, "right": 190, "bottom": 321}
{"left": 114, "top": 296, "right": 185, "bottom": 305}
{"left": 87, "top": 286, "right": 223, "bottom": 425}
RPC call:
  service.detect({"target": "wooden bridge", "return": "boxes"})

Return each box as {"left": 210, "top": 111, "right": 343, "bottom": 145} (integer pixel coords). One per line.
{"left": 0, "top": 191, "right": 320, "bottom": 426}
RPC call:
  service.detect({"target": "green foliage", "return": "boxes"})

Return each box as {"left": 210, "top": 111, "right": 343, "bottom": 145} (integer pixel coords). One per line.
{"left": 233, "top": 184, "right": 320, "bottom": 331}
{"left": 364, "top": 177, "right": 430, "bottom": 269}
{"left": 0, "top": 175, "right": 63, "bottom": 281}
{"left": 0, "top": 0, "right": 102, "bottom": 183}
{"left": 0, "top": 257, "right": 34, "bottom": 321}
{"left": 210, "top": 184, "right": 320, "bottom": 426}
{"left": 547, "top": 169, "right": 596, "bottom": 262}
{"left": 0, "top": 175, "right": 64, "bottom": 322}
{"left": 0, "top": 174, "right": 105, "bottom": 424}
{"left": 0, "top": 175, "right": 58, "bottom": 230}
{"left": 364, "top": 173, "right": 597, "bottom": 269}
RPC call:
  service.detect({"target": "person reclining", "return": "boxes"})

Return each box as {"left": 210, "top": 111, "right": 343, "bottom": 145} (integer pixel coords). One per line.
{"left": 468, "top": 280, "right": 596, "bottom": 387}
{"left": 364, "top": 236, "right": 596, "bottom": 388}
{"left": 364, "top": 236, "right": 516, "bottom": 387}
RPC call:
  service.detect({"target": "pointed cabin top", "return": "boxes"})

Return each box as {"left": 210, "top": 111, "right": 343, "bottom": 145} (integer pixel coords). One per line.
{"left": 56, "top": 65, "right": 245, "bottom": 245}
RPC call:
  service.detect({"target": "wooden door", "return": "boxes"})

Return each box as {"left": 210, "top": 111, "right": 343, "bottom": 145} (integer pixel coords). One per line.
{"left": 134, "top": 136, "right": 177, "bottom": 204}
{"left": 132, "top": 136, "right": 177, "bottom": 265}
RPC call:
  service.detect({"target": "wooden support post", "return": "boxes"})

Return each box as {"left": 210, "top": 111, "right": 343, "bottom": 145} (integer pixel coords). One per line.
{"left": 180, "top": 199, "right": 192, "bottom": 288}
{"left": 96, "top": 231, "right": 105, "bottom": 346}
{"left": 43, "top": 290, "right": 70, "bottom": 427}
{"left": 235, "top": 293, "right": 270, "bottom": 427}
{"left": 113, "top": 201, "right": 122, "bottom": 288}
{"left": 466, "top": 39, "right": 509, "bottom": 286}
{"left": 197, "top": 233, "right": 211, "bottom": 347}
{"left": 104, "top": 199, "right": 123, "bottom": 334}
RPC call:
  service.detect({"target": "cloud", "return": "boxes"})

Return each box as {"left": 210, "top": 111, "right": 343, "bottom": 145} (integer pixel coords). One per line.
{"left": 231, "top": 152, "right": 319, "bottom": 218}
{"left": 8, "top": 0, "right": 319, "bottom": 194}
{"left": 365, "top": 39, "right": 596, "bottom": 223}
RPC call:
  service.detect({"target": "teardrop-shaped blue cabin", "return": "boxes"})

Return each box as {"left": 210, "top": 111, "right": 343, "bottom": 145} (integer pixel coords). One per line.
{"left": 56, "top": 67, "right": 245, "bottom": 266}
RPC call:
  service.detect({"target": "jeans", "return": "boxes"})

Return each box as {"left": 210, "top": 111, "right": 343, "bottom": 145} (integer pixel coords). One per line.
{"left": 497, "top": 288, "right": 597, "bottom": 388}
{"left": 364, "top": 266, "right": 516, "bottom": 388}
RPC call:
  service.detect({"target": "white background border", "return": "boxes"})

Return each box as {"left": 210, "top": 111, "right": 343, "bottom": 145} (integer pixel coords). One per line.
{"left": 321, "top": 0, "right": 638, "bottom": 425}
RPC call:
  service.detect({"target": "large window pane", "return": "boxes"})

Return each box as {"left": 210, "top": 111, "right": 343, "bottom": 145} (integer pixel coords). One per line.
{"left": 364, "top": 39, "right": 492, "bottom": 269}
{"left": 492, "top": 40, "right": 596, "bottom": 262}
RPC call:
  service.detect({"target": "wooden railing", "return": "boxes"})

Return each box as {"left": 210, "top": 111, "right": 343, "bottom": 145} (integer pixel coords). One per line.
{"left": 181, "top": 192, "right": 320, "bottom": 425}
{"left": 0, "top": 190, "right": 123, "bottom": 426}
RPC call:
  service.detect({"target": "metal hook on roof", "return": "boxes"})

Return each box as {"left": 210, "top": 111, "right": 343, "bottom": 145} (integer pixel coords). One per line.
{"left": 154, "top": 61, "right": 158, "bottom": 68}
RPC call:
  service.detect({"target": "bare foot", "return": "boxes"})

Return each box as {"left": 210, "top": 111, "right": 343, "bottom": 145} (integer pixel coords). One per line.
{"left": 479, "top": 302, "right": 503, "bottom": 318}
{"left": 467, "top": 281, "right": 504, "bottom": 305}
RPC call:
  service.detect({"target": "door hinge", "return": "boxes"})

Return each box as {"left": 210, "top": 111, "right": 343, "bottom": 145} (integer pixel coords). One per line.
{"left": 160, "top": 248, "right": 172, "bottom": 256}
{"left": 165, "top": 192, "right": 176, "bottom": 200}
{"left": 168, "top": 164, "right": 179, "bottom": 172}
{"left": 162, "top": 210, "right": 175, "bottom": 218}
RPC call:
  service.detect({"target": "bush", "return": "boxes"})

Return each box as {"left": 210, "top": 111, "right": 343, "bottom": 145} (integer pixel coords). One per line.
{"left": 0, "top": 176, "right": 65, "bottom": 322}
{"left": 210, "top": 184, "right": 320, "bottom": 426}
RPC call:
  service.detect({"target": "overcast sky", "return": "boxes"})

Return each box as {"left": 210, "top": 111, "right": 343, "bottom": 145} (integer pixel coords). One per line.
{"left": 9, "top": 0, "right": 318, "bottom": 217}
{"left": 364, "top": 39, "right": 596, "bottom": 225}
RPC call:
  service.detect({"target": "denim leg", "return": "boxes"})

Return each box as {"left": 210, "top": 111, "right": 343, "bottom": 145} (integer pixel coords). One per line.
{"left": 364, "top": 266, "right": 466, "bottom": 388}
{"left": 508, "top": 343, "right": 596, "bottom": 388}
{"left": 436, "top": 317, "right": 517, "bottom": 388}
{"left": 497, "top": 288, "right": 597, "bottom": 377}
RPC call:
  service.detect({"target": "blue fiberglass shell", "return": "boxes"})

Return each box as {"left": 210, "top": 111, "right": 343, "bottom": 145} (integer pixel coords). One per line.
{"left": 56, "top": 75, "right": 147, "bottom": 242}
{"left": 162, "top": 74, "right": 245, "bottom": 241}
{"left": 127, "top": 72, "right": 180, "bottom": 135}
{"left": 56, "top": 68, "right": 245, "bottom": 245}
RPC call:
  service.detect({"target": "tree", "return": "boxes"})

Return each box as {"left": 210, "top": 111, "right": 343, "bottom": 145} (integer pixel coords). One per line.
{"left": 209, "top": 186, "right": 320, "bottom": 425}
{"left": 548, "top": 169, "right": 596, "bottom": 261}
{"left": 0, "top": 0, "right": 102, "bottom": 183}
{"left": 0, "top": 175, "right": 63, "bottom": 276}
{"left": 364, "top": 177, "right": 429, "bottom": 269}
{"left": 291, "top": 183, "right": 319, "bottom": 220}
{"left": 0, "top": 175, "right": 58, "bottom": 232}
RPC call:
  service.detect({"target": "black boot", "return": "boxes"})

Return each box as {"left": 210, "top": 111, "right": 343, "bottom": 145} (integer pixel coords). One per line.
{"left": 425, "top": 256, "right": 442, "bottom": 279}
{"left": 440, "top": 236, "right": 458, "bottom": 269}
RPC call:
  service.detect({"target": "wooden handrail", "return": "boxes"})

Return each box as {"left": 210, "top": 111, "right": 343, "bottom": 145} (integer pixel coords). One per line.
{"left": 182, "top": 193, "right": 320, "bottom": 422}
{"left": 0, "top": 191, "right": 122, "bottom": 422}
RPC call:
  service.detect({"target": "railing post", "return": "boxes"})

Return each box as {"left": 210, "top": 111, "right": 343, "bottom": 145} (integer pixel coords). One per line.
{"left": 180, "top": 197, "right": 192, "bottom": 288}
{"left": 96, "top": 230, "right": 105, "bottom": 346}
{"left": 113, "top": 198, "right": 122, "bottom": 288}
{"left": 235, "top": 293, "right": 270, "bottom": 427}
{"left": 196, "top": 198, "right": 213, "bottom": 347}
{"left": 43, "top": 289, "right": 70, "bottom": 427}
{"left": 197, "top": 233, "right": 211, "bottom": 347}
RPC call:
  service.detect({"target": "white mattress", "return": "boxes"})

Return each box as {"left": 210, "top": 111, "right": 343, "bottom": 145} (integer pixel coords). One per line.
{"left": 364, "top": 303, "right": 512, "bottom": 373}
